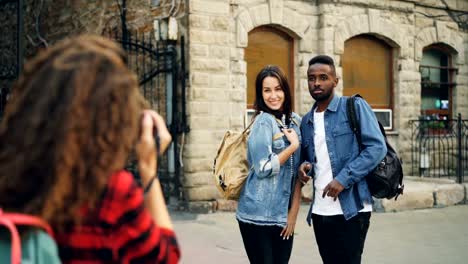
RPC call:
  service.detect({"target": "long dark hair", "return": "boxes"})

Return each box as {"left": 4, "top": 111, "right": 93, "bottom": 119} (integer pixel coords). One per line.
{"left": 253, "top": 65, "right": 292, "bottom": 126}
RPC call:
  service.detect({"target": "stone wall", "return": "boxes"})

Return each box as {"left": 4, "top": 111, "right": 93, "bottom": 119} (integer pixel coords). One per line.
{"left": 3, "top": 0, "right": 467, "bottom": 204}
{"left": 184, "top": 0, "right": 322, "bottom": 201}
{"left": 184, "top": 0, "right": 468, "bottom": 202}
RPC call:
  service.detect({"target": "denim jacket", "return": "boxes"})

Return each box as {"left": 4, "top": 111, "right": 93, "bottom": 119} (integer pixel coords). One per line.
{"left": 300, "top": 95, "right": 386, "bottom": 222}
{"left": 236, "top": 112, "right": 302, "bottom": 227}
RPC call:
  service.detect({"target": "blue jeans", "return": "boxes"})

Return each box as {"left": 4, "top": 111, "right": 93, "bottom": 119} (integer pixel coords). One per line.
{"left": 312, "top": 212, "right": 371, "bottom": 264}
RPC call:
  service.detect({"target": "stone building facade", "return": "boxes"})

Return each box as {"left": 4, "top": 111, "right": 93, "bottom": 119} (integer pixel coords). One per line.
{"left": 1, "top": 0, "right": 467, "bottom": 208}
{"left": 182, "top": 0, "right": 468, "bottom": 206}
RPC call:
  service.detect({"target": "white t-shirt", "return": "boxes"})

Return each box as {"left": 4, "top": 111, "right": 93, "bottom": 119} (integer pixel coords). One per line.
{"left": 312, "top": 110, "right": 372, "bottom": 216}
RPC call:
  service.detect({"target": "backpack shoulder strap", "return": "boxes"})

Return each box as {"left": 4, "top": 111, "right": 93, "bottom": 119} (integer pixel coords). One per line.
{"left": 0, "top": 209, "right": 21, "bottom": 264}
{"left": 347, "top": 94, "right": 363, "bottom": 152}
{"left": 0, "top": 209, "right": 54, "bottom": 264}
{"left": 244, "top": 115, "right": 257, "bottom": 134}
{"left": 290, "top": 113, "right": 301, "bottom": 127}
{"left": 274, "top": 114, "right": 300, "bottom": 129}
{"left": 3, "top": 212, "right": 54, "bottom": 237}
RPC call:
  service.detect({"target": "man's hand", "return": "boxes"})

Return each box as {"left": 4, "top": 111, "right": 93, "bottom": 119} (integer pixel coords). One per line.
{"left": 298, "top": 162, "right": 313, "bottom": 186}
{"left": 322, "top": 179, "right": 344, "bottom": 201}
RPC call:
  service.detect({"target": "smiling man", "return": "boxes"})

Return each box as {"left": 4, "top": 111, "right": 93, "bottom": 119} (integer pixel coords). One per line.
{"left": 298, "top": 55, "right": 387, "bottom": 264}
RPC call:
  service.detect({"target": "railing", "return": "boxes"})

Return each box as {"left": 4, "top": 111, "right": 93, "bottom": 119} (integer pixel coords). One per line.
{"left": 409, "top": 114, "right": 467, "bottom": 183}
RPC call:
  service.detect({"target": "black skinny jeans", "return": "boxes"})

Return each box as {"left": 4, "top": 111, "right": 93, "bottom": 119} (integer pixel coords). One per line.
{"left": 312, "top": 212, "right": 371, "bottom": 264}
{"left": 238, "top": 221, "right": 294, "bottom": 264}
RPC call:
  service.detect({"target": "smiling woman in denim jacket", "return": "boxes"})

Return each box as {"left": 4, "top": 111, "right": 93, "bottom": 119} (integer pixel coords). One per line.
{"left": 236, "top": 65, "right": 303, "bottom": 264}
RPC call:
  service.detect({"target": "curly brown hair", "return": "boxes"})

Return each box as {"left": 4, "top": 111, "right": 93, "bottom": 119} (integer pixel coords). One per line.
{"left": 0, "top": 35, "right": 145, "bottom": 230}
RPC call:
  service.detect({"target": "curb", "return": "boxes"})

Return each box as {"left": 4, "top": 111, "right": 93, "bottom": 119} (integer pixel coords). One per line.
{"left": 185, "top": 178, "right": 467, "bottom": 214}
{"left": 379, "top": 178, "right": 466, "bottom": 212}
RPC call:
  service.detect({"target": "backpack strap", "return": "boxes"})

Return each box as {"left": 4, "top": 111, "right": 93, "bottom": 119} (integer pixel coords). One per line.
{"left": 347, "top": 94, "right": 363, "bottom": 152}
{"left": 243, "top": 115, "right": 256, "bottom": 135}
{"left": 291, "top": 113, "right": 300, "bottom": 127}
{"left": 0, "top": 209, "right": 54, "bottom": 264}
{"left": 347, "top": 95, "right": 404, "bottom": 199}
{"left": 275, "top": 114, "right": 299, "bottom": 129}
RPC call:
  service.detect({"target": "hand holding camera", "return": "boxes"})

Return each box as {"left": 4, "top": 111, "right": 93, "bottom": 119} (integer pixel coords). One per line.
{"left": 136, "top": 109, "right": 174, "bottom": 230}
{"left": 136, "top": 110, "right": 172, "bottom": 188}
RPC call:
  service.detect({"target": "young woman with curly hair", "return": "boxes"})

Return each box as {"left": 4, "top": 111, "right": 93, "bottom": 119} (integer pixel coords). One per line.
{"left": 0, "top": 35, "right": 180, "bottom": 263}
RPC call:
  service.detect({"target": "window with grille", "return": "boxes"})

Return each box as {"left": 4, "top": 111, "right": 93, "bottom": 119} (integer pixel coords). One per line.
{"left": 420, "top": 46, "right": 457, "bottom": 120}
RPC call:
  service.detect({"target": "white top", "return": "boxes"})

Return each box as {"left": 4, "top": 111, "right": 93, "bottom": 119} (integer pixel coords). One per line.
{"left": 312, "top": 110, "right": 372, "bottom": 216}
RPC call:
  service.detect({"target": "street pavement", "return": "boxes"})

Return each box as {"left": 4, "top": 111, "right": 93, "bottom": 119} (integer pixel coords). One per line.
{"left": 172, "top": 204, "right": 468, "bottom": 264}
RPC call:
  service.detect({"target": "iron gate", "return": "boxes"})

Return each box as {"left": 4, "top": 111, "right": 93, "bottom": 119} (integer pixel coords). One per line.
{"left": 0, "top": 1, "right": 188, "bottom": 202}
{"left": 110, "top": 30, "right": 188, "bottom": 202}
{"left": 0, "top": 0, "right": 24, "bottom": 118}
{"left": 410, "top": 114, "right": 468, "bottom": 183}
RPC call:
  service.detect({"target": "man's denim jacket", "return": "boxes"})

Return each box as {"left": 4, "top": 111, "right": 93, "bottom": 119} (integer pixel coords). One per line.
{"left": 300, "top": 95, "right": 387, "bottom": 223}
{"left": 236, "top": 112, "right": 302, "bottom": 227}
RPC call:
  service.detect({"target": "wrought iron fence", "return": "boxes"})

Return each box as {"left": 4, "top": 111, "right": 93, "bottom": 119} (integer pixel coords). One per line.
{"left": 0, "top": 1, "right": 189, "bottom": 201}
{"left": 410, "top": 114, "right": 467, "bottom": 183}
{"left": 107, "top": 30, "right": 188, "bottom": 201}
{"left": 0, "top": 0, "right": 24, "bottom": 118}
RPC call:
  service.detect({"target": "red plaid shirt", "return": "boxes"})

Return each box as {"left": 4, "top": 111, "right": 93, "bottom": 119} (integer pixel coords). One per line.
{"left": 55, "top": 170, "right": 180, "bottom": 264}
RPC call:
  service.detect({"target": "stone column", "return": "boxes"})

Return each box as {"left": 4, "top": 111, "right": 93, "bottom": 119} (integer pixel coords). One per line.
{"left": 184, "top": 0, "right": 232, "bottom": 203}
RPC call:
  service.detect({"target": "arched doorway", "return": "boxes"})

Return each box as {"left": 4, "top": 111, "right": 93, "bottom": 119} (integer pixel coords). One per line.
{"left": 342, "top": 34, "right": 393, "bottom": 129}
{"left": 245, "top": 26, "right": 294, "bottom": 111}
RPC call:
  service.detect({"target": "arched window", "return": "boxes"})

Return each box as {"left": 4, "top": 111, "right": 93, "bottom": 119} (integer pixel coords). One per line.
{"left": 420, "top": 45, "right": 456, "bottom": 119}
{"left": 342, "top": 34, "right": 393, "bottom": 129}
{"left": 245, "top": 26, "right": 294, "bottom": 109}
{"left": 342, "top": 35, "right": 393, "bottom": 108}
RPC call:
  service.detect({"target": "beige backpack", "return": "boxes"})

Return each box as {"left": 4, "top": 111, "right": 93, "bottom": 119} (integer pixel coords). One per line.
{"left": 213, "top": 115, "right": 298, "bottom": 200}
{"left": 213, "top": 120, "right": 255, "bottom": 200}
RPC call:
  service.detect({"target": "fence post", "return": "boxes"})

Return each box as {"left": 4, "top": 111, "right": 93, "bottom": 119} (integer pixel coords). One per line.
{"left": 457, "top": 113, "right": 462, "bottom": 183}
{"left": 119, "top": 0, "right": 129, "bottom": 51}
{"left": 17, "top": 0, "right": 24, "bottom": 76}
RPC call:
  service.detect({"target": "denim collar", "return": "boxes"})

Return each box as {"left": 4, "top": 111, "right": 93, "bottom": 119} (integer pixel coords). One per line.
{"left": 307, "top": 94, "right": 340, "bottom": 123}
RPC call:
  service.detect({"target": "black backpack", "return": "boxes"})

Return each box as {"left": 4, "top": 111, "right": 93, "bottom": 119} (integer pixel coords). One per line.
{"left": 346, "top": 94, "right": 404, "bottom": 200}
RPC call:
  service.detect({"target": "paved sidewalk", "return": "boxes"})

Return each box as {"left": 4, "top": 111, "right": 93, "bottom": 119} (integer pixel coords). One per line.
{"left": 187, "top": 177, "right": 467, "bottom": 214}
{"left": 173, "top": 204, "right": 468, "bottom": 264}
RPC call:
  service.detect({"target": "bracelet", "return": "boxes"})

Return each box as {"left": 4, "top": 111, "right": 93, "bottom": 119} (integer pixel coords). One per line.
{"left": 143, "top": 176, "right": 157, "bottom": 193}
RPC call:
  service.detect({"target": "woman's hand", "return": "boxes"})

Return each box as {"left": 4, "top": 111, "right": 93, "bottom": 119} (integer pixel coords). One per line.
{"left": 282, "top": 128, "right": 299, "bottom": 149}
{"left": 277, "top": 128, "right": 299, "bottom": 165}
{"left": 280, "top": 210, "right": 298, "bottom": 240}
{"left": 281, "top": 176, "right": 303, "bottom": 240}
{"left": 146, "top": 110, "right": 172, "bottom": 155}
{"left": 136, "top": 110, "right": 174, "bottom": 230}
{"left": 136, "top": 110, "right": 172, "bottom": 186}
